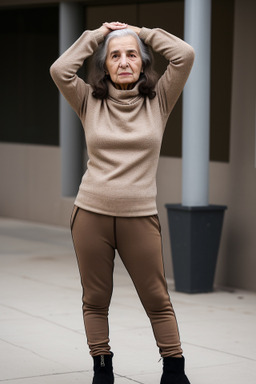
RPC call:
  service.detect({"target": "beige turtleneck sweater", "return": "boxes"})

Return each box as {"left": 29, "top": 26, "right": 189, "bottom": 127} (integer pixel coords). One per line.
{"left": 50, "top": 27, "right": 194, "bottom": 217}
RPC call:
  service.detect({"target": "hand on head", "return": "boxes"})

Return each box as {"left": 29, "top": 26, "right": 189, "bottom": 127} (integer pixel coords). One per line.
{"left": 103, "top": 21, "right": 128, "bottom": 30}
{"left": 100, "top": 22, "right": 141, "bottom": 36}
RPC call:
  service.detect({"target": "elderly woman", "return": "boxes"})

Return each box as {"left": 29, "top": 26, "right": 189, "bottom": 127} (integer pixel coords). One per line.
{"left": 50, "top": 21, "right": 194, "bottom": 384}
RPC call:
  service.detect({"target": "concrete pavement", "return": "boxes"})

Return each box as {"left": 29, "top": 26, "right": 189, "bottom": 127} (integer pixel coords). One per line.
{"left": 0, "top": 217, "right": 256, "bottom": 383}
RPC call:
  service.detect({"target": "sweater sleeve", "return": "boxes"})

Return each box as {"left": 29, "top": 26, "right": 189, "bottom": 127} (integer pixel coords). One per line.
{"left": 139, "top": 27, "right": 195, "bottom": 119}
{"left": 50, "top": 29, "right": 104, "bottom": 117}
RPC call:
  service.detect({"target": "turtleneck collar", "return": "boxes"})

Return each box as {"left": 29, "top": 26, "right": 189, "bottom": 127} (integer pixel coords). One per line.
{"left": 107, "top": 80, "right": 142, "bottom": 105}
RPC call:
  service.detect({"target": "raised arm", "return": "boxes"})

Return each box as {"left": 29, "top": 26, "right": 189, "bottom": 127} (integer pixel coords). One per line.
{"left": 49, "top": 22, "right": 128, "bottom": 116}
{"left": 139, "top": 27, "right": 195, "bottom": 118}
{"left": 50, "top": 28, "right": 104, "bottom": 116}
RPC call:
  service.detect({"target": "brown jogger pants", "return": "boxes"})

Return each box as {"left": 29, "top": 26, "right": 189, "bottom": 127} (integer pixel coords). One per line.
{"left": 71, "top": 206, "right": 183, "bottom": 358}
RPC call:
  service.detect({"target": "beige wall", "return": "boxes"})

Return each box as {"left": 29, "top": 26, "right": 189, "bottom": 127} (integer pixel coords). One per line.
{"left": 219, "top": 0, "right": 256, "bottom": 290}
{"left": 0, "top": 0, "right": 256, "bottom": 291}
{"left": 0, "top": 144, "right": 73, "bottom": 226}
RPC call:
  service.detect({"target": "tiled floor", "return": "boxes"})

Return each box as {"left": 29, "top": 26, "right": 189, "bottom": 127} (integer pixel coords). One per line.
{"left": 0, "top": 217, "right": 256, "bottom": 383}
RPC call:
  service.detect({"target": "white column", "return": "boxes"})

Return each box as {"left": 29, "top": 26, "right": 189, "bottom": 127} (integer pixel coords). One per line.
{"left": 59, "top": 2, "right": 84, "bottom": 196}
{"left": 182, "top": 0, "right": 212, "bottom": 206}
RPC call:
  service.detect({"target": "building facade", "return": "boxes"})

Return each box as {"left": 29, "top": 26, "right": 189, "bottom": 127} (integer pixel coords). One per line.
{"left": 0, "top": 0, "right": 256, "bottom": 291}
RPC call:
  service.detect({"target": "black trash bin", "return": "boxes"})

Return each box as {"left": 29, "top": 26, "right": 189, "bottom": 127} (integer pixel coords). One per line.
{"left": 165, "top": 204, "right": 227, "bottom": 293}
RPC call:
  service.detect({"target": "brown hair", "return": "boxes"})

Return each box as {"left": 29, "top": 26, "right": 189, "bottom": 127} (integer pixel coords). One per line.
{"left": 88, "top": 29, "right": 158, "bottom": 100}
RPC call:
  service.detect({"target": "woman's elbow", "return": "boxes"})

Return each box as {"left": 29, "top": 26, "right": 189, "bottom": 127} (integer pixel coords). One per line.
{"left": 49, "top": 60, "right": 67, "bottom": 85}
{"left": 49, "top": 61, "right": 59, "bottom": 81}
{"left": 182, "top": 45, "right": 195, "bottom": 72}
{"left": 186, "top": 45, "right": 195, "bottom": 65}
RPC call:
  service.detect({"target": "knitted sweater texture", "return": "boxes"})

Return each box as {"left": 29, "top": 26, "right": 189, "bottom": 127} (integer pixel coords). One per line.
{"left": 50, "top": 27, "right": 194, "bottom": 216}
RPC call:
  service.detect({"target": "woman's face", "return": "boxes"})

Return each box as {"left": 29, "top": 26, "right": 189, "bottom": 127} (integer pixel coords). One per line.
{"left": 105, "top": 35, "right": 143, "bottom": 90}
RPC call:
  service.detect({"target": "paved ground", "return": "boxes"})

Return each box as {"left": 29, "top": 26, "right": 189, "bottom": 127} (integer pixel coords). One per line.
{"left": 0, "top": 217, "right": 256, "bottom": 383}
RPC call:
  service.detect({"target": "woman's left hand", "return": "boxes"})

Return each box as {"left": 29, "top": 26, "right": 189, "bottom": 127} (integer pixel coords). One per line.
{"left": 102, "top": 22, "right": 141, "bottom": 36}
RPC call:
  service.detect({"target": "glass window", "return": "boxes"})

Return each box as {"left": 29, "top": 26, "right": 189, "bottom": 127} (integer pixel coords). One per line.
{"left": 0, "top": 7, "right": 59, "bottom": 146}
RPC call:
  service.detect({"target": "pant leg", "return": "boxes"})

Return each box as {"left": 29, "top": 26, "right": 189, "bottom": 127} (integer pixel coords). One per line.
{"left": 71, "top": 207, "right": 115, "bottom": 356}
{"left": 116, "top": 215, "right": 183, "bottom": 358}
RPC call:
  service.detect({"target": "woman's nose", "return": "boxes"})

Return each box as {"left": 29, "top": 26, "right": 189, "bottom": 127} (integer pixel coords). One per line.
{"left": 119, "top": 55, "right": 128, "bottom": 68}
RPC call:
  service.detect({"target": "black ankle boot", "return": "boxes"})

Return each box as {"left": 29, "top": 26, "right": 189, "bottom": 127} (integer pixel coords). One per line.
{"left": 92, "top": 353, "right": 114, "bottom": 384}
{"left": 160, "top": 356, "right": 190, "bottom": 384}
